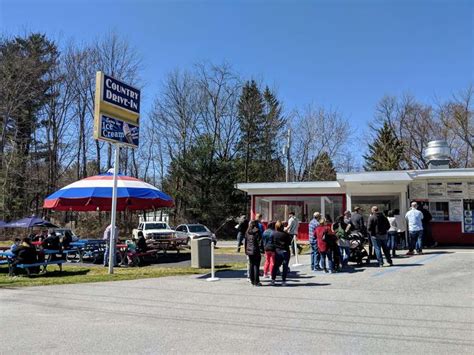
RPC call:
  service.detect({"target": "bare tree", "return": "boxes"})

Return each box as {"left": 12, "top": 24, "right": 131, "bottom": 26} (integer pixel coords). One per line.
{"left": 291, "top": 105, "right": 351, "bottom": 181}
{"left": 438, "top": 86, "right": 474, "bottom": 168}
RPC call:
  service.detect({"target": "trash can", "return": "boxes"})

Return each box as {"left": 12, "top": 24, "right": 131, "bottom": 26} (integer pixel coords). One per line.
{"left": 191, "top": 237, "right": 212, "bottom": 268}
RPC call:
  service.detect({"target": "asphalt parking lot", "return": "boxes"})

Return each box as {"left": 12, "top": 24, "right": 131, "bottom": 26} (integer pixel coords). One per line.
{"left": 1, "top": 248, "right": 473, "bottom": 354}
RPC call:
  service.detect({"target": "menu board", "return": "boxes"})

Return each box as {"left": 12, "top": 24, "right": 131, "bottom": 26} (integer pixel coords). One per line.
{"left": 467, "top": 182, "right": 474, "bottom": 198}
{"left": 446, "top": 182, "right": 465, "bottom": 198}
{"left": 449, "top": 199, "right": 463, "bottom": 222}
{"left": 410, "top": 182, "right": 427, "bottom": 199}
{"left": 463, "top": 199, "right": 474, "bottom": 233}
{"left": 427, "top": 182, "right": 446, "bottom": 198}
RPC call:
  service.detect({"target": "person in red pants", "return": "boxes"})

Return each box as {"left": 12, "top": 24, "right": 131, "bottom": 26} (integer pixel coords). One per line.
{"left": 262, "top": 222, "right": 276, "bottom": 278}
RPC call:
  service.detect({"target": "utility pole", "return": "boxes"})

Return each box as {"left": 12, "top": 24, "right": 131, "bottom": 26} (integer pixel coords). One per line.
{"left": 285, "top": 128, "right": 291, "bottom": 183}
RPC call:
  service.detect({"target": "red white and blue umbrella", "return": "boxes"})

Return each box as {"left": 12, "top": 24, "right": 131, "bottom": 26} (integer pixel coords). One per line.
{"left": 43, "top": 171, "right": 173, "bottom": 211}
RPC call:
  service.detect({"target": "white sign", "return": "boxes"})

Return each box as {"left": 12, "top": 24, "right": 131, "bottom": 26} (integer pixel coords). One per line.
{"left": 446, "top": 182, "right": 465, "bottom": 198}
{"left": 449, "top": 199, "right": 463, "bottom": 222}
{"left": 410, "top": 182, "right": 427, "bottom": 199}
{"left": 427, "top": 182, "right": 446, "bottom": 198}
{"left": 467, "top": 182, "right": 474, "bottom": 198}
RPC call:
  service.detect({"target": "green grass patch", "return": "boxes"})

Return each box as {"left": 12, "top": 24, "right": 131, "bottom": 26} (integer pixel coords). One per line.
{"left": 0, "top": 262, "right": 246, "bottom": 288}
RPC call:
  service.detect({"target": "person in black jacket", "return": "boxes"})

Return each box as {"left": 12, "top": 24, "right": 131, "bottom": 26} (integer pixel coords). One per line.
{"left": 60, "top": 230, "right": 73, "bottom": 250}
{"left": 419, "top": 204, "right": 434, "bottom": 248}
{"left": 271, "top": 221, "right": 293, "bottom": 286}
{"left": 42, "top": 230, "right": 62, "bottom": 261}
{"left": 245, "top": 220, "right": 263, "bottom": 286}
{"left": 367, "top": 206, "right": 393, "bottom": 267}
{"left": 12, "top": 237, "right": 38, "bottom": 272}
{"left": 236, "top": 215, "right": 249, "bottom": 253}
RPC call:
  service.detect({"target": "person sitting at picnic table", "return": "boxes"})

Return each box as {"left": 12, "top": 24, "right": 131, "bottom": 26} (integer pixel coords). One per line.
{"left": 125, "top": 239, "right": 138, "bottom": 266}
{"left": 60, "top": 230, "right": 73, "bottom": 250}
{"left": 10, "top": 238, "right": 21, "bottom": 253}
{"left": 136, "top": 234, "right": 147, "bottom": 252}
{"left": 12, "top": 237, "right": 39, "bottom": 272}
{"left": 42, "top": 229, "right": 63, "bottom": 261}
{"left": 42, "top": 230, "right": 60, "bottom": 249}
{"left": 34, "top": 230, "right": 48, "bottom": 242}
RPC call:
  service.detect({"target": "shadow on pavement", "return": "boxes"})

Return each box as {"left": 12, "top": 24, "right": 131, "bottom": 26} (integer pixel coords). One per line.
{"left": 284, "top": 282, "right": 331, "bottom": 287}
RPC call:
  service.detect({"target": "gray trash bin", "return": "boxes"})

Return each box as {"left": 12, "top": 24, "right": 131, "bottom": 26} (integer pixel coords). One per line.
{"left": 191, "top": 237, "right": 212, "bottom": 268}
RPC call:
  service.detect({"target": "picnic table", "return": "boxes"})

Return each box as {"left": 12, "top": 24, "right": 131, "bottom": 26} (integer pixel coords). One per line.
{"left": 69, "top": 239, "right": 106, "bottom": 263}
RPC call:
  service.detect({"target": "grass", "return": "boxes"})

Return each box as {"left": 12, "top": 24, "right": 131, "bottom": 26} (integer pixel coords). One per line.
{"left": 0, "top": 262, "right": 246, "bottom": 288}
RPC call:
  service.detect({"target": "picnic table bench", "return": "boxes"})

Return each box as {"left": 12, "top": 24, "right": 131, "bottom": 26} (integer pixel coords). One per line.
{"left": 146, "top": 237, "right": 189, "bottom": 254}
{"left": 0, "top": 249, "right": 65, "bottom": 276}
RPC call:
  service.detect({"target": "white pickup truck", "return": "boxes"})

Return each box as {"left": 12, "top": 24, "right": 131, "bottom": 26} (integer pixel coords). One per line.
{"left": 132, "top": 221, "right": 176, "bottom": 240}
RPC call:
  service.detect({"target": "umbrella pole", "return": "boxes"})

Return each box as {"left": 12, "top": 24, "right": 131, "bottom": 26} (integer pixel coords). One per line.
{"left": 109, "top": 146, "right": 120, "bottom": 274}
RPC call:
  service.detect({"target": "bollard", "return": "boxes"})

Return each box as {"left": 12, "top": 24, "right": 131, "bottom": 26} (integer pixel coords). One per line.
{"left": 206, "top": 240, "right": 220, "bottom": 282}
{"left": 291, "top": 236, "right": 303, "bottom": 267}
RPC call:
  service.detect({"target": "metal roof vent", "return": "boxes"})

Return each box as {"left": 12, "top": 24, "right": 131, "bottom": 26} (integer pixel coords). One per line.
{"left": 423, "top": 140, "right": 450, "bottom": 169}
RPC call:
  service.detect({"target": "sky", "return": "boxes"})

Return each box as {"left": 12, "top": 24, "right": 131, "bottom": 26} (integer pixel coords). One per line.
{"left": 1, "top": 0, "right": 473, "bottom": 140}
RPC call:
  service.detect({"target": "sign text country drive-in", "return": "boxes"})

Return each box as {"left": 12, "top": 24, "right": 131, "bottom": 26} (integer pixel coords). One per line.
{"left": 102, "top": 74, "right": 140, "bottom": 114}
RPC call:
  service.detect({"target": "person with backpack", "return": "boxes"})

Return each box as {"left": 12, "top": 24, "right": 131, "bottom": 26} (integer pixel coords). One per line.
{"left": 315, "top": 217, "right": 336, "bottom": 273}
{"left": 367, "top": 206, "right": 393, "bottom": 267}
{"left": 332, "top": 215, "right": 352, "bottom": 271}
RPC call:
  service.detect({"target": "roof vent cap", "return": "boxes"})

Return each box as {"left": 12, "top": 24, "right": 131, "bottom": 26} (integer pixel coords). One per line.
{"left": 423, "top": 140, "right": 450, "bottom": 169}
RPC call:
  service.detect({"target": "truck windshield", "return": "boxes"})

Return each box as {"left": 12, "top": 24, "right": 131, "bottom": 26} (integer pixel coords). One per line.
{"left": 145, "top": 223, "right": 167, "bottom": 230}
{"left": 188, "top": 225, "right": 208, "bottom": 233}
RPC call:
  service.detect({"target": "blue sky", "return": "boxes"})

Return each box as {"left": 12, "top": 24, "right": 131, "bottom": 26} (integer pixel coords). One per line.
{"left": 1, "top": 0, "right": 473, "bottom": 131}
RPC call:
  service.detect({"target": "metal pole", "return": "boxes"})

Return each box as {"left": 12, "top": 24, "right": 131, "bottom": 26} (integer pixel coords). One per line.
{"left": 207, "top": 240, "right": 219, "bottom": 282}
{"left": 285, "top": 128, "right": 291, "bottom": 183}
{"left": 108, "top": 145, "right": 120, "bottom": 274}
{"left": 292, "top": 235, "right": 302, "bottom": 267}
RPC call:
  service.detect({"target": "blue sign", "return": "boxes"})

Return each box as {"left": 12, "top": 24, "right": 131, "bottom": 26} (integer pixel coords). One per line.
{"left": 463, "top": 199, "right": 474, "bottom": 233}
{"left": 102, "top": 74, "right": 140, "bottom": 114}
{"left": 100, "top": 114, "right": 139, "bottom": 147}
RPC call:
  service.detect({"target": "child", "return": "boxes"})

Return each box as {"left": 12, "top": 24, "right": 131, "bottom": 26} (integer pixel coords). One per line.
{"left": 126, "top": 239, "right": 138, "bottom": 266}
{"left": 10, "top": 238, "right": 21, "bottom": 252}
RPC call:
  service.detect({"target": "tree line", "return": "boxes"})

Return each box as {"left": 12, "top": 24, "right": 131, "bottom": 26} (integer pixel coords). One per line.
{"left": 1, "top": 32, "right": 472, "bottom": 235}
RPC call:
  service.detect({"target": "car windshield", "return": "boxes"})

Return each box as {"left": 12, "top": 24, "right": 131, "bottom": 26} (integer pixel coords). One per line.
{"left": 145, "top": 223, "right": 167, "bottom": 230}
{"left": 55, "top": 229, "right": 76, "bottom": 236}
{"left": 188, "top": 225, "right": 208, "bottom": 233}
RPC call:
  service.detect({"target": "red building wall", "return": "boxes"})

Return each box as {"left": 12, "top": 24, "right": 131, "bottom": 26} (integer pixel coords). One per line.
{"left": 431, "top": 222, "right": 474, "bottom": 245}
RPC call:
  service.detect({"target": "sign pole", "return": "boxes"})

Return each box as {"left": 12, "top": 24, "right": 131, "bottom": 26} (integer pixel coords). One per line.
{"left": 207, "top": 240, "right": 219, "bottom": 282}
{"left": 108, "top": 145, "right": 120, "bottom": 274}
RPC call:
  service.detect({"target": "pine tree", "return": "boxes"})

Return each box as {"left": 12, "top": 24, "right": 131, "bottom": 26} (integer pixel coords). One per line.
{"left": 237, "top": 80, "right": 265, "bottom": 182}
{"left": 261, "top": 86, "right": 286, "bottom": 180}
{"left": 364, "top": 121, "right": 404, "bottom": 171}
{"left": 304, "top": 152, "right": 337, "bottom": 181}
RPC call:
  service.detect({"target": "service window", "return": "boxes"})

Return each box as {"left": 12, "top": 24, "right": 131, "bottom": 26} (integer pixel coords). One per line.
{"left": 429, "top": 201, "right": 449, "bottom": 221}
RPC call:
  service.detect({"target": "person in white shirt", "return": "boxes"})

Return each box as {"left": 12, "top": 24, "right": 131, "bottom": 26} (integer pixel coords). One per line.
{"left": 387, "top": 210, "right": 398, "bottom": 257}
{"left": 393, "top": 209, "right": 406, "bottom": 249}
{"left": 285, "top": 212, "right": 300, "bottom": 256}
{"left": 405, "top": 202, "right": 424, "bottom": 255}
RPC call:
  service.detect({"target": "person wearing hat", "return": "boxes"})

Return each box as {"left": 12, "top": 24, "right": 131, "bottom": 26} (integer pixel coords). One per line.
{"left": 308, "top": 212, "right": 322, "bottom": 271}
